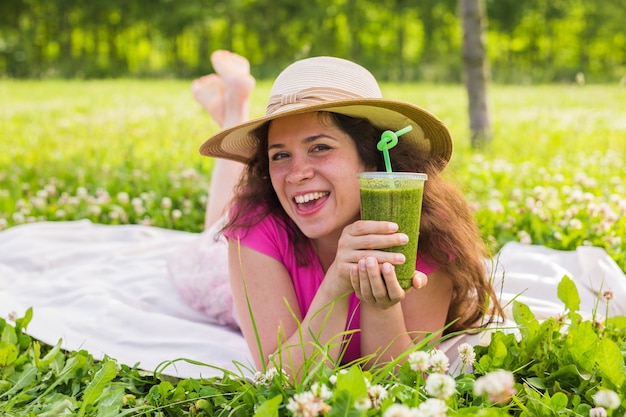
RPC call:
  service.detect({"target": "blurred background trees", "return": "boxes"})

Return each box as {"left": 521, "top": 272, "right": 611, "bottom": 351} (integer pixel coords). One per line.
{"left": 1, "top": 0, "right": 624, "bottom": 83}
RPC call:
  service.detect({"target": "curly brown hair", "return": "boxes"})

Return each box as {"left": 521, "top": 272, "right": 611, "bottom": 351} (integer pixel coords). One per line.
{"left": 222, "top": 111, "right": 503, "bottom": 334}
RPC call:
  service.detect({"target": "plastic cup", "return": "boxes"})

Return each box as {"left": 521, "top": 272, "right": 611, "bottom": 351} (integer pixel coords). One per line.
{"left": 359, "top": 172, "right": 428, "bottom": 289}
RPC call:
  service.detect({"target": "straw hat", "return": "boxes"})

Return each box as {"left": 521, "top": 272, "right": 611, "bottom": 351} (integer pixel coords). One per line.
{"left": 199, "top": 56, "right": 453, "bottom": 167}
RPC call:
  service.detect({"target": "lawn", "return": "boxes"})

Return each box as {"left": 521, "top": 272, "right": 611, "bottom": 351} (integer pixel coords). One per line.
{"left": 1, "top": 80, "right": 624, "bottom": 268}
{"left": 0, "top": 80, "right": 625, "bottom": 416}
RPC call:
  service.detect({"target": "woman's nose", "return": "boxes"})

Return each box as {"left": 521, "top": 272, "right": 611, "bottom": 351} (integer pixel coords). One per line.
{"left": 286, "top": 158, "right": 314, "bottom": 184}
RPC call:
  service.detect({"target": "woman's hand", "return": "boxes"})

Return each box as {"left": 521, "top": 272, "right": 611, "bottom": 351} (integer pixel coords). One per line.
{"left": 351, "top": 256, "right": 405, "bottom": 308}
{"left": 334, "top": 220, "right": 425, "bottom": 308}
{"left": 350, "top": 258, "right": 429, "bottom": 309}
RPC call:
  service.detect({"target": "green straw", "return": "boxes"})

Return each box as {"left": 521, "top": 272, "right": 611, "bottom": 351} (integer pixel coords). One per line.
{"left": 377, "top": 125, "right": 413, "bottom": 172}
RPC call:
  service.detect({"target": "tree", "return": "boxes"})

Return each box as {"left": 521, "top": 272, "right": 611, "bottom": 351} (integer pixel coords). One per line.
{"left": 460, "top": 0, "right": 491, "bottom": 147}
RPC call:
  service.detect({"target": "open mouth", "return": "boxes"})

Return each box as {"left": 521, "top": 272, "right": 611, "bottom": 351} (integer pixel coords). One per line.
{"left": 294, "top": 192, "right": 330, "bottom": 212}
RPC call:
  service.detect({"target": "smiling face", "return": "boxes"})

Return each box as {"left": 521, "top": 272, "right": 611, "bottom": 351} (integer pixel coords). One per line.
{"left": 267, "top": 112, "right": 366, "bottom": 244}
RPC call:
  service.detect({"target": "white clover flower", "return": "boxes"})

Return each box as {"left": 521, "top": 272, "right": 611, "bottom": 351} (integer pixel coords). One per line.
{"left": 415, "top": 398, "right": 448, "bottom": 417}
{"left": 310, "top": 382, "right": 332, "bottom": 400}
{"left": 457, "top": 343, "right": 476, "bottom": 367}
{"left": 252, "top": 367, "right": 286, "bottom": 386}
{"left": 474, "top": 370, "right": 516, "bottom": 403}
{"left": 487, "top": 199, "right": 504, "bottom": 214}
{"left": 161, "top": 197, "right": 172, "bottom": 209}
{"left": 517, "top": 230, "right": 532, "bottom": 245}
{"left": 583, "top": 192, "right": 595, "bottom": 203}
{"left": 368, "top": 384, "right": 388, "bottom": 409}
{"left": 46, "top": 183, "right": 58, "bottom": 195}
{"left": 593, "top": 389, "right": 621, "bottom": 410}
{"left": 263, "top": 366, "right": 282, "bottom": 382}
{"left": 181, "top": 168, "right": 197, "bottom": 179}
{"left": 12, "top": 212, "right": 25, "bottom": 224}
{"left": 382, "top": 403, "right": 414, "bottom": 417}
{"left": 408, "top": 351, "right": 431, "bottom": 372}
{"left": 428, "top": 349, "right": 450, "bottom": 374}
{"left": 0, "top": 218, "right": 8, "bottom": 230}
{"left": 172, "top": 209, "right": 182, "bottom": 219}
{"left": 329, "top": 369, "right": 348, "bottom": 385}
{"left": 117, "top": 192, "right": 130, "bottom": 205}
{"left": 425, "top": 373, "right": 456, "bottom": 400}
{"left": 589, "top": 407, "right": 608, "bottom": 417}
{"left": 354, "top": 397, "right": 372, "bottom": 411}
{"left": 252, "top": 371, "right": 265, "bottom": 385}
{"left": 32, "top": 197, "right": 46, "bottom": 208}
{"left": 76, "top": 187, "right": 88, "bottom": 198}
{"left": 131, "top": 197, "right": 143, "bottom": 208}
{"left": 96, "top": 188, "right": 111, "bottom": 204}
{"left": 286, "top": 391, "right": 331, "bottom": 417}
{"left": 139, "top": 217, "right": 152, "bottom": 226}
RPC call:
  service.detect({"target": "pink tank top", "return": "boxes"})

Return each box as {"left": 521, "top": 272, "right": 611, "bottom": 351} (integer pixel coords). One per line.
{"left": 224, "top": 212, "right": 437, "bottom": 364}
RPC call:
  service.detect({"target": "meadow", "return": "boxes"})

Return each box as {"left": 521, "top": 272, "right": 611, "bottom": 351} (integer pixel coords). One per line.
{"left": 0, "top": 80, "right": 625, "bottom": 416}
{"left": 1, "top": 80, "right": 625, "bottom": 269}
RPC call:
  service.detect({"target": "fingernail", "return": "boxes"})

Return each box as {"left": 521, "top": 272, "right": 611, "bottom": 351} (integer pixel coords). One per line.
{"left": 416, "top": 276, "right": 424, "bottom": 288}
{"left": 382, "top": 263, "right": 392, "bottom": 273}
{"left": 399, "top": 233, "right": 409, "bottom": 244}
{"left": 366, "top": 257, "right": 376, "bottom": 267}
{"left": 415, "top": 274, "right": 427, "bottom": 288}
{"left": 359, "top": 259, "right": 367, "bottom": 271}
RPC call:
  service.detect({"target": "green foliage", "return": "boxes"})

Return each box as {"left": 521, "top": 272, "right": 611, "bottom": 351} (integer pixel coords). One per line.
{"left": 1, "top": 0, "right": 625, "bottom": 82}
{"left": 474, "top": 276, "right": 626, "bottom": 416}
{"left": 1, "top": 277, "right": 625, "bottom": 416}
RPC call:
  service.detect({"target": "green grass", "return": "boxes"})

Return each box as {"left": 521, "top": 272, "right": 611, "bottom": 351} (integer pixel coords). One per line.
{"left": 1, "top": 80, "right": 625, "bottom": 270}
{"left": 1, "top": 78, "right": 626, "bottom": 417}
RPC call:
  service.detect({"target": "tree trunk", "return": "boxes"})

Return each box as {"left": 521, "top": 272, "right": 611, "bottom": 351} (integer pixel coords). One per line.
{"left": 460, "top": 0, "right": 491, "bottom": 147}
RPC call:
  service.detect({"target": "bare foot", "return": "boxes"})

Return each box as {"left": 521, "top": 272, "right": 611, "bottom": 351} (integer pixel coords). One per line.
{"left": 210, "top": 50, "right": 255, "bottom": 92}
{"left": 210, "top": 50, "right": 255, "bottom": 128}
{"left": 191, "top": 74, "right": 225, "bottom": 126}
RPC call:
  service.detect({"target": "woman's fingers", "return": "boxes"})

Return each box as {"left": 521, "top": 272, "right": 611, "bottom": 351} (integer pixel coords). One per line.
{"left": 352, "top": 257, "right": 405, "bottom": 307}
{"left": 412, "top": 271, "right": 428, "bottom": 289}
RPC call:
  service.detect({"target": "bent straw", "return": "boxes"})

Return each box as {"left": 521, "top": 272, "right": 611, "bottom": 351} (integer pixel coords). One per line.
{"left": 377, "top": 125, "right": 413, "bottom": 173}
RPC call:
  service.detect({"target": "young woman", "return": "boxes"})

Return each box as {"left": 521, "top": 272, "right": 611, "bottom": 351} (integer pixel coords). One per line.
{"left": 171, "top": 51, "right": 502, "bottom": 378}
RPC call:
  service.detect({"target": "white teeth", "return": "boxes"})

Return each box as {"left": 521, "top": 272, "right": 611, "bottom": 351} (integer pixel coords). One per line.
{"left": 294, "top": 192, "right": 328, "bottom": 204}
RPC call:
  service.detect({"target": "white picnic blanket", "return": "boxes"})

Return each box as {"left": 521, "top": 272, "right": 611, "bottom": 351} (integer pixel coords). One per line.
{"left": 1, "top": 220, "right": 625, "bottom": 379}
{"left": 0, "top": 220, "right": 251, "bottom": 379}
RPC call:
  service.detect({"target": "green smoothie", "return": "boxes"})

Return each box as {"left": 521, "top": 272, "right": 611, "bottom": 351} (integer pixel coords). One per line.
{"left": 359, "top": 172, "right": 427, "bottom": 289}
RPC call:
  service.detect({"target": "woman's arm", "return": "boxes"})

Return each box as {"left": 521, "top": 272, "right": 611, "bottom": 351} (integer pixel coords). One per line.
{"left": 228, "top": 242, "right": 352, "bottom": 377}
{"left": 358, "top": 269, "right": 453, "bottom": 366}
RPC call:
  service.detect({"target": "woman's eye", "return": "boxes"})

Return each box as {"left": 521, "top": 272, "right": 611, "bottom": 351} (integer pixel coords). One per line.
{"left": 270, "top": 152, "right": 289, "bottom": 161}
{"left": 312, "top": 144, "right": 331, "bottom": 152}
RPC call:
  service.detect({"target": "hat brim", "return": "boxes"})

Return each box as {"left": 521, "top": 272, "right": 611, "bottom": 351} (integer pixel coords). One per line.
{"left": 199, "top": 98, "right": 453, "bottom": 167}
